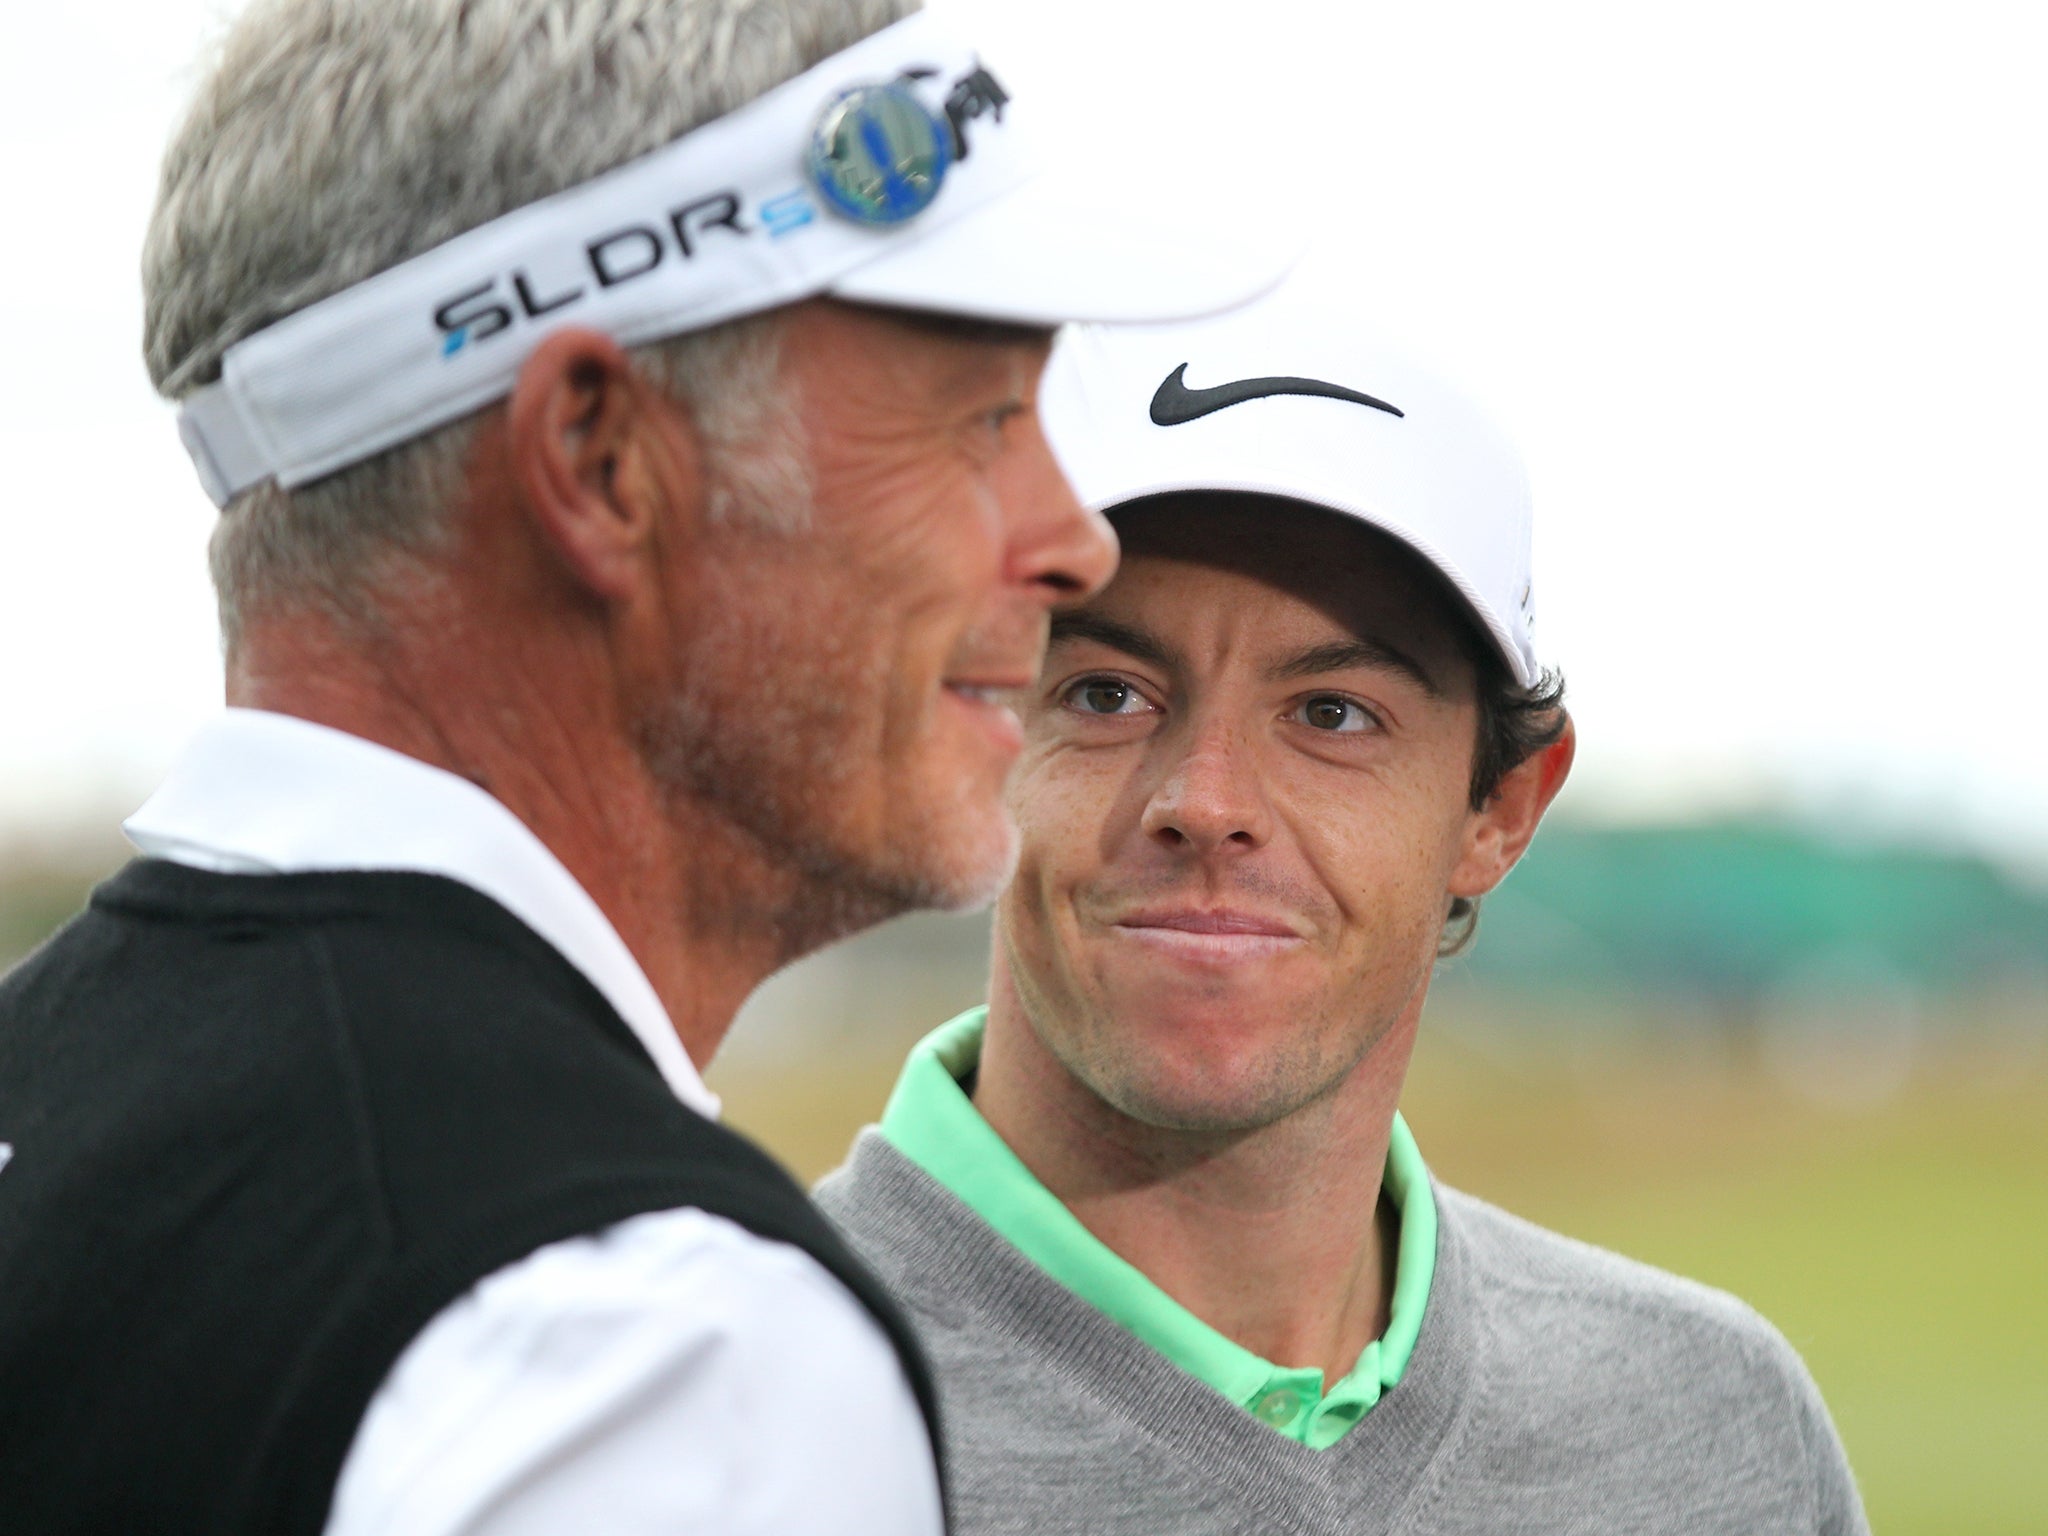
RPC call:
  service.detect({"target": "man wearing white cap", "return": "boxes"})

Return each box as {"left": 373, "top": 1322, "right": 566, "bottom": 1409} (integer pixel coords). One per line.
{"left": 818, "top": 284, "right": 1869, "bottom": 1534}
{"left": 0, "top": 1, "right": 1286, "bottom": 1531}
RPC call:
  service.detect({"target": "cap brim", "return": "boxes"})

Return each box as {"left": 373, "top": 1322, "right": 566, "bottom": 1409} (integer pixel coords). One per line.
{"left": 1099, "top": 476, "right": 1539, "bottom": 690}
{"left": 829, "top": 165, "right": 1300, "bottom": 327}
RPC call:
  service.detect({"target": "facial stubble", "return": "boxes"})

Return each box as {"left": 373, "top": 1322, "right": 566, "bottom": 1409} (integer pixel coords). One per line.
{"left": 638, "top": 454, "right": 1021, "bottom": 963}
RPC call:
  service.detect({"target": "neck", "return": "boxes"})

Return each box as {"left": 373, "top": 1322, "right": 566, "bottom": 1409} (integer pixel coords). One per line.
{"left": 976, "top": 959, "right": 1421, "bottom": 1385}
{"left": 228, "top": 602, "right": 817, "bottom": 1069}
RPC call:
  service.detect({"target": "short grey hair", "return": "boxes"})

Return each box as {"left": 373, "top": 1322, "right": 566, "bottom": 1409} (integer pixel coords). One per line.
{"left": 143, "top": 0, "right": 915, "bottom": 650}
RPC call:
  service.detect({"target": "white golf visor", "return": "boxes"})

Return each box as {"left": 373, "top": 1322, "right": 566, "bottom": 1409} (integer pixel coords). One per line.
{"left": 176, "top": 10, "right": 1294, "bottom": 508}
{"left": 1041, "top": 280, "right": 1543, "bottom": 687}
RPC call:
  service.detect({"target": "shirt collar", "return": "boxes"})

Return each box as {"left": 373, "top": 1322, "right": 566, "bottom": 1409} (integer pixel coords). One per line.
{"left": 124, "top": 707, "right": 719, "bottom": 1120}
{"left": 879, "top": 1007, "right": 1436, "bottom": 1449}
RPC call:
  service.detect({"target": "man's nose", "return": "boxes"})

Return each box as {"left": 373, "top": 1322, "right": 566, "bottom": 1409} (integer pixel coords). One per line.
{"left": 1001, "top": 422, "right": 1119, "bottom": 606}
{"left": 1139, "top": 718, "right": 1273, "bottom": 856}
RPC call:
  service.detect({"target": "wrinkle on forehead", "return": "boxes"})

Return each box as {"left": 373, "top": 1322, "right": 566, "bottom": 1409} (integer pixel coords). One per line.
{"left": 775, "top": 299, "right": 1049, "bottom": 532}
{"left": 848, "top": 303, "right": 1055, "bottom": 350}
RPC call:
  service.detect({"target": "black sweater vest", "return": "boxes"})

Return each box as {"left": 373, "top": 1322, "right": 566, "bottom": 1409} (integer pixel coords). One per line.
{"left": 0, "top": 861, "right": 942, "bottom": 1534}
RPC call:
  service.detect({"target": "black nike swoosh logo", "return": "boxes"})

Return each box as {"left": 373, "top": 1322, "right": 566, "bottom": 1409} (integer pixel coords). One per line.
{"left": 1149, "top": 364, "right": 1404, "bottom": 426}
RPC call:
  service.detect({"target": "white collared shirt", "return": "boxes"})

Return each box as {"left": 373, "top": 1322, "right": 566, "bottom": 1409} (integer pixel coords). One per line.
{"left": 125, "top": 709, "right": 943, "bottom": 1536}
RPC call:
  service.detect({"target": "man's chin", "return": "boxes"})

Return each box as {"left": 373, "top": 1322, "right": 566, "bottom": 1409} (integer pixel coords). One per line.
{"left": 804, "top": 800, "right": 1019, "bottom": 937}
{"left": 1073, "top": 1001, "right": 1335, "bottom": 1133}
{"left": 1091, "top": 1065, "right": 1310, "bottom": 1138}
{"left": 871, "top": 747, "right": 1022, "bottom": 910}
{"left": 897, "top": 805, "right": 1020, "bottom": 914}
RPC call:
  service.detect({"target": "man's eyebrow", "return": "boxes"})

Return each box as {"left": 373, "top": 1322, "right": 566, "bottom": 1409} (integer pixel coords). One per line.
{"left": 1047, "top": 613, "right": 1181, "bottom": 672}
{"left": 1270, "top": 638, "right": 1443, "bottom": 698}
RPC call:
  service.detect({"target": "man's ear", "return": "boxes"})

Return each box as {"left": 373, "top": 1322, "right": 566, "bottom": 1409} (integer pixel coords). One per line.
{"left": 504, "top": 327, "right": 706, "bottom": 603}
{"left": 1448, "top": 715, "right": 1576, "bottom": 899}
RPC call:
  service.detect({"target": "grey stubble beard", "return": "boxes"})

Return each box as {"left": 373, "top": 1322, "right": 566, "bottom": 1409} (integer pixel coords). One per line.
{"left": 637, "top": 437, "right": 1019, "bottom": 968}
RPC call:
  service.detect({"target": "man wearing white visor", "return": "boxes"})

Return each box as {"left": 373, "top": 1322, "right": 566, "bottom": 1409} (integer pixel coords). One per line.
{"left": 0, "top": 1, "right": 1288, "bottom": 1531}
{"left": 819, "top": 283, "right": 1869, "bottom": 1534}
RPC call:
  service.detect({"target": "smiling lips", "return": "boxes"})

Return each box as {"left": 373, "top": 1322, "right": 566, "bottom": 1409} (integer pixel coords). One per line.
{"left": 1110, "top": 907, "right": 1307, "bottom": 964}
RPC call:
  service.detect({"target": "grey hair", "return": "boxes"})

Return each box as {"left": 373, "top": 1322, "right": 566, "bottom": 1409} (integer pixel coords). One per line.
{"left": 143, "top": 0, "right": 915, "bottom": 649}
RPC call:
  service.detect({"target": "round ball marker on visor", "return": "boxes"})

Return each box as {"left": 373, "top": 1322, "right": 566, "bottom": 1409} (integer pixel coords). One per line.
{"left": 173, "top": 11, "right": 1299, "bottom": 509}
{"left": 806, "top": 82, "right": 955, "bottom": 226}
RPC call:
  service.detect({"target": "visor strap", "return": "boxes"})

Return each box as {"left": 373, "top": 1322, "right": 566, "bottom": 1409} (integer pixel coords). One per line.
{"left": 177, "top": 387, "right": 268, "bottom": 509}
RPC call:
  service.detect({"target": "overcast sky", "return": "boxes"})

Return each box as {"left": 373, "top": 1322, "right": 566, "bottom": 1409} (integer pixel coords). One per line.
{"left": 4, "top": 0, "right": 2044, "bottom": 877}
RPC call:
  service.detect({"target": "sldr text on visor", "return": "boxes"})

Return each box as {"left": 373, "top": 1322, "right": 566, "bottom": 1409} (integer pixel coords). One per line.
{"left": 432, "top": 191, "right": 753, "bottom": 358}
{"left": 432, "top": 59, "right": 1009, "bottom": 360}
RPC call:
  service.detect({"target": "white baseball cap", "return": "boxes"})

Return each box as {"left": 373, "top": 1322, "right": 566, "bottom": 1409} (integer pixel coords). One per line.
{"left": 1041, "top": 282, "right": 1542, "bottom": 687}
{"left": 175, "top": 9, "right": 1296, "bottom": 509}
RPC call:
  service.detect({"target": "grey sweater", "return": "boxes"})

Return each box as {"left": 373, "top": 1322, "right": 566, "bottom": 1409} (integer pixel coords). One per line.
{"left": 818, "top": 1131, "right": 1868, "bottom": 1535}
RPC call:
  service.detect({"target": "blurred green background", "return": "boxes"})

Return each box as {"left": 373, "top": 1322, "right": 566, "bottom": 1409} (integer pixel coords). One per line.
{"left": 8, "top": 813, "right": 2044, "bottom": 1532}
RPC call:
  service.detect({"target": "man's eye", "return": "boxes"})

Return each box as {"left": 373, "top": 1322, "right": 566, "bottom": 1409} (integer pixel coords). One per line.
{"left": 1063, "top": 678, "right": 1147, "bottom": 716}
{"left": 1296, "top": 695, "right": 1376, "bottom": 733}
{"left": 975, "top": 401, "right": 1025, "bottom": 448}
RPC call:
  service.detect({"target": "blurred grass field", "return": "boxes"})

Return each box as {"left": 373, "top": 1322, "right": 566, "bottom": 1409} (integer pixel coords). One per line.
{"left": 712, "top": 1021, "right": 2048, "bottom": 1536}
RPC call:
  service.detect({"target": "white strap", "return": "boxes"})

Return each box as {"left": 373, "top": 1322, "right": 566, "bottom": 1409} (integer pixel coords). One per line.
{"left": 176, "top": 385, "right": 270, "bottom": 508}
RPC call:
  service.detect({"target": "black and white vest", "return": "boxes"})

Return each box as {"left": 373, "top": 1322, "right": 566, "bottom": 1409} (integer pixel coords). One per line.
{"left": 0, "top": 861, "right": 942, "bottom": 1534}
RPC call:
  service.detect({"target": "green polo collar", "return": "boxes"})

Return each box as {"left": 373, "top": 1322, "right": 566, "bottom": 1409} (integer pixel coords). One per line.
{"left": 878, "top": 1007, "right": 1437, "bottom": 1449}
